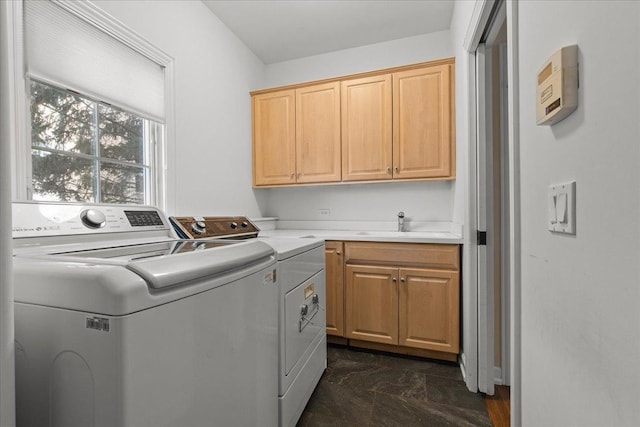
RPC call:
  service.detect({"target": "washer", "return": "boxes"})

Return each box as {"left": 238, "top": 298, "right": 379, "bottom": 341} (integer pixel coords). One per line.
{"left": 12, "top": 202, "right": 279, "bottom": 427}
{"left": 169, "top": 217, "right": 327, "bottom": 427}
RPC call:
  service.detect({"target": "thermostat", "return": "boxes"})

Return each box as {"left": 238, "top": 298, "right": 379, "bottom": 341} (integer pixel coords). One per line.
{"left": 536, "top": 45, "right": 578, "bottom": 125}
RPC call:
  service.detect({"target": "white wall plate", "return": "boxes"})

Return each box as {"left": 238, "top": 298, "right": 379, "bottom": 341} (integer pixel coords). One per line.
{"left": 547, "top": 181, "right": 576, "bottom": 234}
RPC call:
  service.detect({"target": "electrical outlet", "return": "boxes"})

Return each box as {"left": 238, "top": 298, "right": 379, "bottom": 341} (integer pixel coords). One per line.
{"left": 318, "top": 208, "right": 331, "bottom": 217}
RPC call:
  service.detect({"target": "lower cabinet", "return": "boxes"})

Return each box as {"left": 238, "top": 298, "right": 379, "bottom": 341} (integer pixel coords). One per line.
{"left": 398, "top": 267, "right": 459, "bottom": 353}
{"left": 324, "top": 241, "right": 344, "bottom": 337}
{"left": 326, "top": 240, "right": 460, "bottom": 361}
{"left": 345, "top": 264, "right": 398, "bottom": 345}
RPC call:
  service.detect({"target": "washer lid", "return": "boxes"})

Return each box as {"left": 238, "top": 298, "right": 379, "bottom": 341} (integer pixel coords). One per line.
{"left": 22, "top": 239, "right": 275, "bottom": 289}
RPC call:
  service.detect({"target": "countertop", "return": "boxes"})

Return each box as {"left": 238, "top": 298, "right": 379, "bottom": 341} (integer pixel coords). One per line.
{"left": 258, "top": 229, "right": 463, "bottom": 244}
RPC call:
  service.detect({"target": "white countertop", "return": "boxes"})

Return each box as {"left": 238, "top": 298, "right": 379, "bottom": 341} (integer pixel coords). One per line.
{"left": 258, "top": 229, "right": 463, "bottom": 244}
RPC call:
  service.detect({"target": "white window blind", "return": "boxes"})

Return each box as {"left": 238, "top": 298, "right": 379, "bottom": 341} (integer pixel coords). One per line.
{"left": 24, "top": 0, "right": 165, "bottom": 122}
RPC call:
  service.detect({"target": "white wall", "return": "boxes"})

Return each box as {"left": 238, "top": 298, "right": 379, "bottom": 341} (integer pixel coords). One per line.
{"left": 89, "top": 3, "right": 460, "bottom": 227}
{"left": 518, "top": 1, "right": 640, "bottom": 425}
{"left": 93, "top": 0, "right": 267, "bottom": 217}
{"left": 263, "top": 30, "right": 452, "bottom": 88}
{"left": 265, "top": 181, "right": 453, "bottom": 224}
{"left": 260, "top": 31, "right": 459, "bottom": 225}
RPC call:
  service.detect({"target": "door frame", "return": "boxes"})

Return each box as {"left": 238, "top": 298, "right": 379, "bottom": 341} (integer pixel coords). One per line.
{"left": 0, "top": 2, "right": 17, "bottom": 426}
{"left": 475, "top": 41, "right": 494, "bottom": 395}
{"left": 464, "top": 0, "right": 521, "bottom": 424}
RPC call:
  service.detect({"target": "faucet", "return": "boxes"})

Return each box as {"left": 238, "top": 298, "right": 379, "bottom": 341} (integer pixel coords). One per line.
{"left": 397, "top": 211, "right": 405, "bottom": 232}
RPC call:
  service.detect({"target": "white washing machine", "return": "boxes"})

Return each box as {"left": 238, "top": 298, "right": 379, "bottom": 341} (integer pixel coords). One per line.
{"left": 12, "top": 202, "right": 279, "bottom": 427}
{"left": 169, "top": 218, "right": 327, "bottom": 427}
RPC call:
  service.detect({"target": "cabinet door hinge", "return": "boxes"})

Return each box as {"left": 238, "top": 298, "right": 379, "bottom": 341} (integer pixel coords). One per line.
{"left": 477, "top": 230, "right": 487, "bottom": 246}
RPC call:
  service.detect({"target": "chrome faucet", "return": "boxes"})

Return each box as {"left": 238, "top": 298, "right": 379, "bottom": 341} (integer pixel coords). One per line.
{"left": 397, "top": 211, "right": 405, "bottom": 232}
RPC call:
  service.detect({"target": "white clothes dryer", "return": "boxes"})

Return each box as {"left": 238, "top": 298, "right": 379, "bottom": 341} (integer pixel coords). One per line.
{"left": 168, "top": 216, "right": 327, "bottom": 427}
{"left": 259, "top": 237, "right": 327, "bottom": 427}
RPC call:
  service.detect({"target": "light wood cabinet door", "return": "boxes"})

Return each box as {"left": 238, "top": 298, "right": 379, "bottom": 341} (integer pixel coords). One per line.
{"left": 296, "top": 82, "right": 341, "bottom": 183}
{"left": 341, "top": 75, "right": 392, "bottom": 182}
{"left": 345, "top": 264, "right": 398, "bottom": 345}
{"left": 393, "top": 65, "right": 453, "bottom": 179}
{"left": 325, "top": 241, "right": 344, "bottom": 337}
{"left": 252, "top": 90, "right": 296, "bottom": 185}
{"left": 398, "top": 267, "right": 459, "bottom": 353}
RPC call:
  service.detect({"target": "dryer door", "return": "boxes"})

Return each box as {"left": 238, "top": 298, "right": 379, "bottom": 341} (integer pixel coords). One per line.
{"left": 284, "top": 271, "right": 326, "bottom": 376}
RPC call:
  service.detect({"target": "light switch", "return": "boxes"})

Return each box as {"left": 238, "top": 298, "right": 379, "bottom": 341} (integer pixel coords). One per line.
{"left": 548, "top": 181, "right": 576, "bottom": 234}
{"left": 556, "top": 193, "right": 567, "bottom": 223}
{"left": 548, "top": 190, "right": 557, "bottom": 224}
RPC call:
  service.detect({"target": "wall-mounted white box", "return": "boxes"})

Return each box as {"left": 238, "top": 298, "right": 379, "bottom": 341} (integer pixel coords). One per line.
{"left": 548, "top": 181, "right": 576, "bottom": 234}
{"left": 536, "top": 45, "right": 579, "bottom": 125}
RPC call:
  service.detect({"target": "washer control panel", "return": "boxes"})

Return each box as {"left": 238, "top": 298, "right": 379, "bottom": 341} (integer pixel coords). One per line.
{"left": 170, "top": 216, "right": 260, "bottom": 240}
{"left": 12, "top": 202, "right": 169, "bottom": 238}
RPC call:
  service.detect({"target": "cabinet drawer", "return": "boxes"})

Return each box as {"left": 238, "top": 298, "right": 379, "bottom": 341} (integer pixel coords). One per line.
{"left": 344, "top": 241, "right": 459, "bottom": 270}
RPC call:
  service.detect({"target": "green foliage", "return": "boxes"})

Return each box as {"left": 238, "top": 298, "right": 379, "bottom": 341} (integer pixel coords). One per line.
{"left": 30, "top": 80, "right": 147, "bottom": 204}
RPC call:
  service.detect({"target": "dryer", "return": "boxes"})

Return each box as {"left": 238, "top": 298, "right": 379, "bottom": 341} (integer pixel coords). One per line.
{"left": 262, "top": 237, "right": 327, "bottom": 427}
{"left": 169, "top": 217, "right": 327, "bottom": 427}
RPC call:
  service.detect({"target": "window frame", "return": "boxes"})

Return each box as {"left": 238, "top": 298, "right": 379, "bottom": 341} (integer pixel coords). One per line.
{"left": 10, "top": 0, "right": 175, "bottom": 211}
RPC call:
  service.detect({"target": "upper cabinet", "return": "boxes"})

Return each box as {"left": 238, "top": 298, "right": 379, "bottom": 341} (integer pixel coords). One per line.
{"left": 252, "top": 90, "right": 296, "bottom": 186}
{"left": 251, "top": 58, "right": 455, "bottom": 187}
{"left": 393, "top": 65, "right": 453, "bottom": 179}
{"left": 341, "top": 75, "right": 392, "bottom": 181}
{"left": 253, "top": 83, "right": 341, "bottom": 186}
{"left": 296, "top": 82, "right": 341, "bottom": 184}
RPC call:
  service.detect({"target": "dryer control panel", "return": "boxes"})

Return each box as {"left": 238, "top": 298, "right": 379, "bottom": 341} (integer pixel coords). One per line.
{"left": 170, "top": 216, "right": 260, "bottom": 240}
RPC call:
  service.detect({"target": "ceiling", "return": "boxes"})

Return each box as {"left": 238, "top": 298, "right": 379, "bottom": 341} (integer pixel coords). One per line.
{"left": 202, "top": 1, "right": 455, "bottom": 64}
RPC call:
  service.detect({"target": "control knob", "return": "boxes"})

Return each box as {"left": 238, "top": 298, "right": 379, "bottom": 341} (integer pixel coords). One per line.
{"left": 80, "top": 209, "right": 106, "bottom": 229}
{"left": 230, "top": 222, "right": 238, "bottom": 229}
{"left": 241, "top": 221, "right": 249, "bottom": 228}
{"left": 191, "top": 220, "right": 206, "bottom": 235}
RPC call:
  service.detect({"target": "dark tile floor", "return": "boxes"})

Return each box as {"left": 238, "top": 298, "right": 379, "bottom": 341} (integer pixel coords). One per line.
{"left": 297, "top": 344, "right": 492, "bottom": 427}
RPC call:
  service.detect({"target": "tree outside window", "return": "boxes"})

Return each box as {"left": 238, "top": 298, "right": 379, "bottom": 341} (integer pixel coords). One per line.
{"left": 30, "top": 80, "right": 156, "bottom": 204}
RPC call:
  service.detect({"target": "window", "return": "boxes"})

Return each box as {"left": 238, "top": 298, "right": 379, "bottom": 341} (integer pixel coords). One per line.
{"left": 19, "top": 0, "right": 173, "bottom": 207}
{"left": 29, "top": 79, "right": 159, "bottom": 204}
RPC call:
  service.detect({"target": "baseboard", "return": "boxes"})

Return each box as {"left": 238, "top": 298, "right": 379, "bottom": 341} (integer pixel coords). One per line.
{"left": 459, "top": 353, "right": 467, "bottom": 382}
{"left": 459, "top": 360, "right": 503, "bottom": 388}
{"left": 494, "top": 366, "right": 503, "bottom": 385}
{"left": 326, "top": 335, "right": 347, "bottom": 345}
{"left": 348, "top": 339, "right": 457, "bottom": 362}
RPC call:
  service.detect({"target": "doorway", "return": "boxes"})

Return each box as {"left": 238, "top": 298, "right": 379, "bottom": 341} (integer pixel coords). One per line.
{"left": 463, "top": 0, "right": 521, "bottom": 425}
{"left": 476, "top": 0, "right": 510, "bottom": 396}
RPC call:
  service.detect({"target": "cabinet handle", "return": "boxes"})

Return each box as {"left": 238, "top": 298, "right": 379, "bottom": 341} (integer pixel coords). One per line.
{"left": 336, "top": 251, "right": 341, "bottom": 255}
{"left": 395, "top": 167, "right": 399, "bottom": 173}
{"left": 400, "top": 277, "right": 406, "bottom": 282}
{"left": 386, "top": 167, "right": 391, "bottom": 174}
{"left": 290, "top": 173, "right": 294, "bottom": 179}
{"left": 392, "top": 277, "right": 397, "bottom": 282}
{"left": 297, "top": 172, "right": 301, "bottom": 178}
